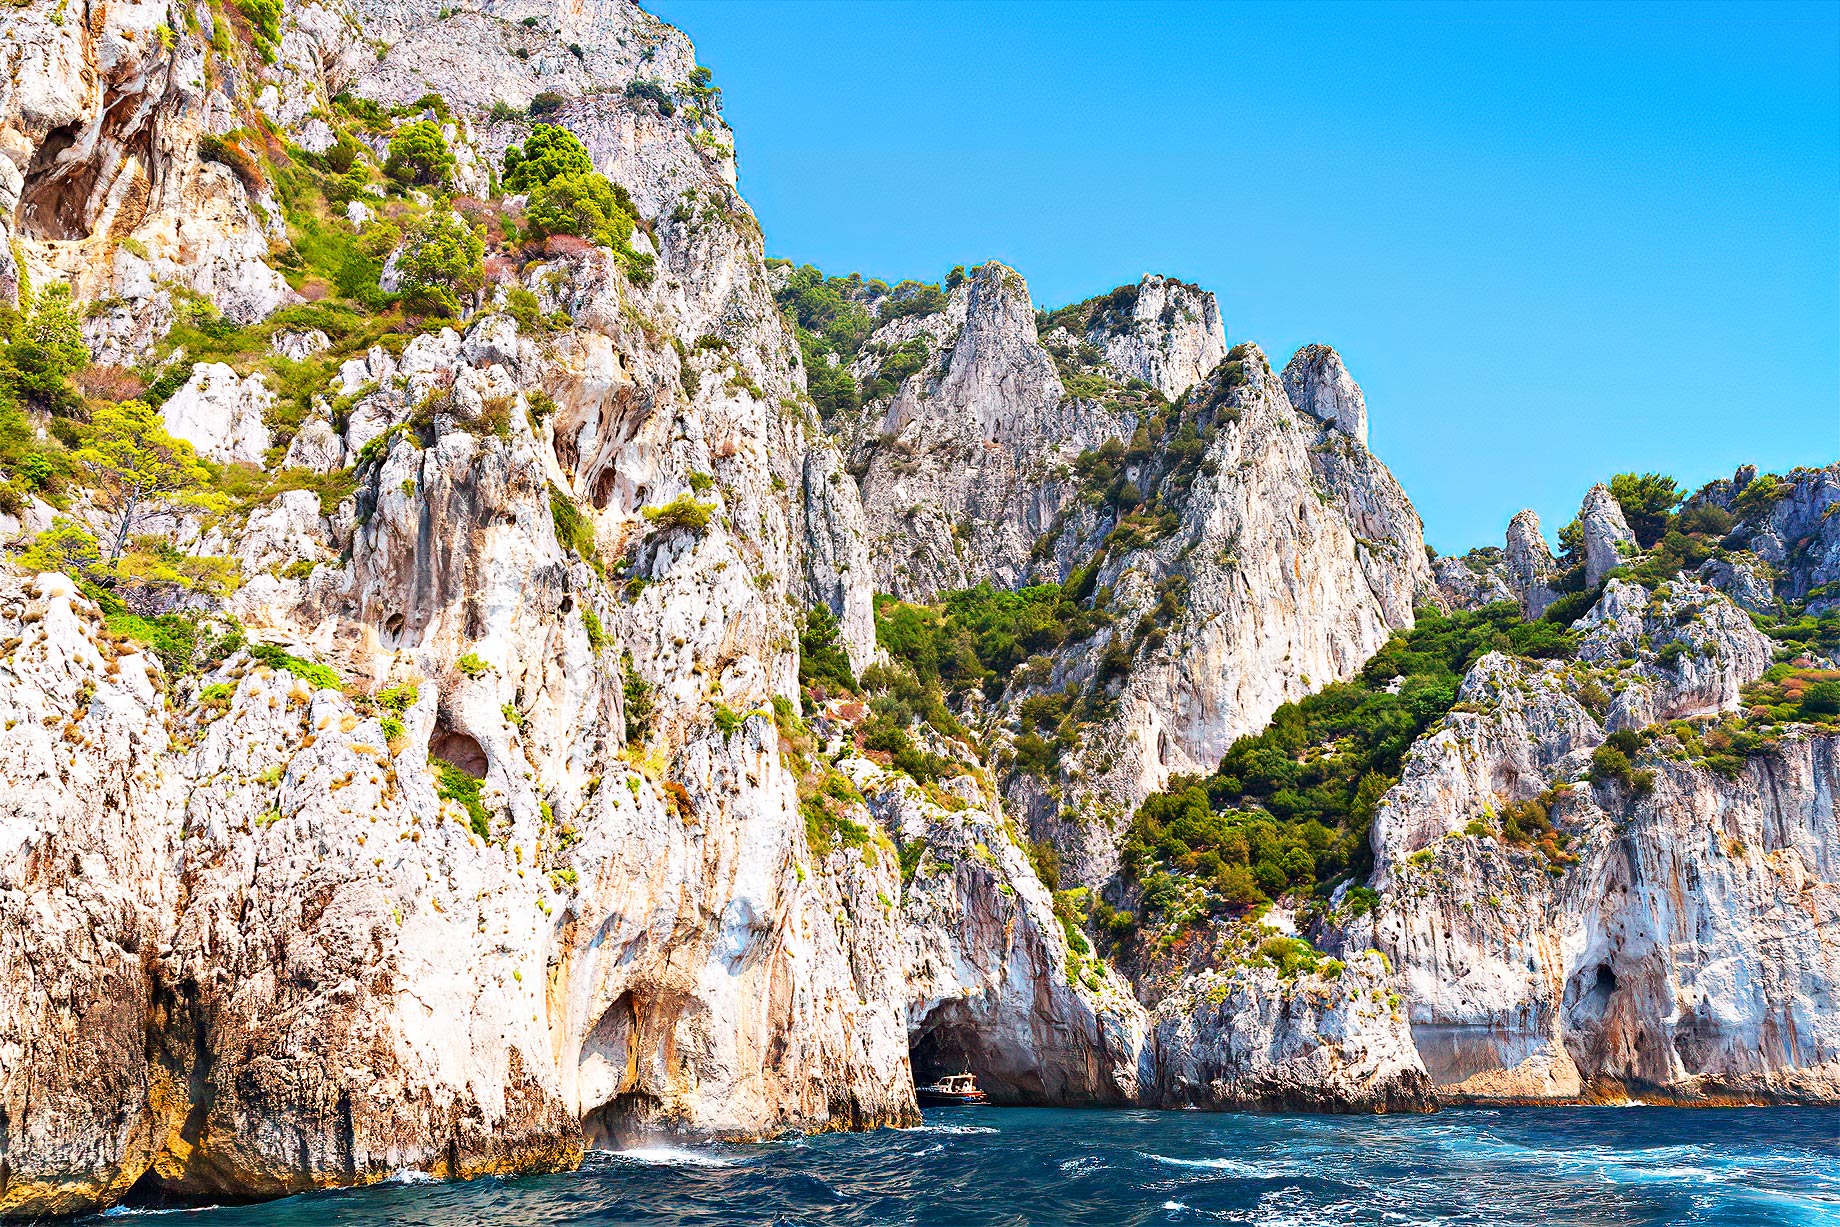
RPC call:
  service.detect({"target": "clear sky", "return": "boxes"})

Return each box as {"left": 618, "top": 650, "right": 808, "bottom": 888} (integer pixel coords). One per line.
{"left": 648, "top": 0, "right": 1839, "bottom": 553}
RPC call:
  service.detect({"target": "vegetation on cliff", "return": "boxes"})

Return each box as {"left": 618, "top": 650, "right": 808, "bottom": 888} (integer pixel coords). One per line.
{"left": 1123, "top": 602, "right": 1576, "bottom": 927}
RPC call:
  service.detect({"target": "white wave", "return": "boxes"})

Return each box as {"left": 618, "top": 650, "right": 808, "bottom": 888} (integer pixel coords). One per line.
{"left": 387, "top": 1167, "right": 440, "bottom": 1184}
{"left": 908, "top": 1123, "right": 999, "bottom": 1135}
{"left": 1139, "top": 1151, "right": 1270, "bottom": 1178}
{"left": 99, "top": 1208, "right": 222, "bottom": 1218}
{"left": 603, "top": 1145, "right": 736, "bottom": 1167}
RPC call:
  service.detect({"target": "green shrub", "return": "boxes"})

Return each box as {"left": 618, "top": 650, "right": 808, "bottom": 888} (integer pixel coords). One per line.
{"left": 1609, "top": 472, "right": 1683, "bottom": 549}
{"left": 549, "top": 484, "right": 597, "bottom": 559}
{"left": 396, "top": 212, "right": 484, "bottom": 317}
{"left": 199, "top": 132, "right": 266, "bottom": 190}
{"left": 502, "top": 123, "right": 593, "bottom": 193}
{"left": 507, "top": 287, "right": 545, "bottom": 332}
{"left": 642, "top": 494, "right": 713, "bottom": 534}
{"left": 625, "top": 79, "right": 676, "bottom": 116}
{"left": 898, "top": 837, "right": 928, "bottom": 885}
{"left": 1, "top": 282, "right": 88, "bottom": 416}
{"left": 19, "top": 517, "right": 99, "bottom": 576}
{"left": 248, "top": 642, "right": 340, "bottom": 690}
{"left": 1590, "top": 740, "right": 1653, "bottom": 794}
{"left": 1254, "top": 935, "right": 1323, "bottom": 979}
{"left": 799, "top": 604, "right": 856, "bottom": 692}
{"left": 621, "top": 652, "right": 654, "bottom": 742}
{"left": 234, "top": 0, "right": 282, "bottom": 62}
{"left": 877, "top": 279, "right": 948, "bottom": 322}
{"left": 455, "top": 652, "right": 490, "bottom": 677}
{"left": 384, "top": 121, "right": 454, "bottom": 187}
{"left": 803, "top": 793, "right": 871, "bottom": 858}
{"left": 581, "top": 606, "right": 607, "bottom": 653}
{"left": 434, "top": 759, "right": 491, "bottom": 839}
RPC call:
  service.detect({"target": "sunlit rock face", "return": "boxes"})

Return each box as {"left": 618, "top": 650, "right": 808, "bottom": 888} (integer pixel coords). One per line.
{"left": 1, "top": 0, "right": 1837, "bottom": 1218}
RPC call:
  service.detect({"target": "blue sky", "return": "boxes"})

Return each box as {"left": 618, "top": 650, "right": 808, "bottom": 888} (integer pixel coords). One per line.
{"left": 649, "top": 0, "right": 1839, "bottom": 553}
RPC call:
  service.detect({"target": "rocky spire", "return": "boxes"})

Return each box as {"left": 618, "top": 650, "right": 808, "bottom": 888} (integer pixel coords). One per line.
{"left": 1504, "top": 510, "right": 1560, "bottom": 618}
{"left": 1084, "top": 274, "right": 1226, "bottom": 401}
{"left": 1281, "top": 344, "right": 1368, "bottom": 447}
{"left": 1580, "top": 483, "right": 1636, "bottom": 588}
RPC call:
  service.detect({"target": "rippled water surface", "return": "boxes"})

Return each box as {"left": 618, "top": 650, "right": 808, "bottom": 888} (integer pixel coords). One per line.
{"left": 100, "top": 1106, "right": 1840, "bottom": 1226}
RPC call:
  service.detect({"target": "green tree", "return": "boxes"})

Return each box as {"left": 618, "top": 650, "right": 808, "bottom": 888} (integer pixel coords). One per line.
{"left": 75, "top": 400, "right": 221, "bottom": 560}
{"left": 17, "top": 284, "right": 87, "bottom": 372}
{"left": 384, "top": 120, "right": 455, "bottom": 187}
{"left": 799, "top": 604, "right": 857, "bottom": 692}
{"left": 525, "top": 171, "right": 640, "bottom": 249}
{"left": 2, "top": 283, "right": 88, "bottom": 416}
{"left": 396, "top": 212, "right": 484, "bottom": 317}
{"left": 1608, "top": 471, "right": 1684, "bottom": 549}
{"left": 502, "top": 123, "right": 594, "bottom": 193}
{"left": 18, "top": 516, "right": 99, "bottom": 576}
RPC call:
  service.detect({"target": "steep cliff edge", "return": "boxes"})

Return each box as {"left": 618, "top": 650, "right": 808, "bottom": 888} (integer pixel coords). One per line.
{"left": 0, "top": 0, "right": 913, "bottom": 1215}
{"left": 0, "top": 0, "right": 1836, "bottom": 1216}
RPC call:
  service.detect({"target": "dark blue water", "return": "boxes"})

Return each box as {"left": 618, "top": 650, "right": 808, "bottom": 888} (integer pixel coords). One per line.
{"left": 98, "top": 1106, "right": 1840, "bottom": 1226}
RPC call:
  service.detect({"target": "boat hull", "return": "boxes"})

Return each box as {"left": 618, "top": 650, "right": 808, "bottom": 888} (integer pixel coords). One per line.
{"left": 915, "top": 1090, "right": 989, "bottom": 1106}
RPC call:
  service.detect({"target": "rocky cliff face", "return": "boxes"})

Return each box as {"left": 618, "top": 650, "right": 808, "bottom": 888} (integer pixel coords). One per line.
{"left": 0, "top": 0, "right": 1836, "bottom": 1218}
{"left": 1009, "top": 343, "right": 1430, "bottom": 886}
{"left": 0, "top": 0, "right": 910, "bottom": 1215}
{"left": 1351, "top": 574, "right": 1835, "bottom": 1104}
{"left": 2, "top": 0, "right": 294, "bottom": 328}
{"left": 839, "top": 262, "right": 1101, "bottom": 602}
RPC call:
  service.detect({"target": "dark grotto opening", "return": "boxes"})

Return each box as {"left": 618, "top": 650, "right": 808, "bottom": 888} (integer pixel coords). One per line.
{"left": 428, "top": 722, "right": 488, "bottom": 776}
{"left": 579, "top": 991, "right": 660, "bottom": 1149}
{"left": 18, "top": 123, "right": 91, "bottom": 240}
{"left": 581, "top": 1090, "right": 667, "bottom": 1151}
{"left": 909, "top": 1002, "right": 1051, "bottom": 1106}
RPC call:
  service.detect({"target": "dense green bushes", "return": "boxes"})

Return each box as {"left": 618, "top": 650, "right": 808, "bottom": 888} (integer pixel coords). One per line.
{"left": 503, "top": 125, "right": 650, "bottom": 280}
{"left": 768, "top": 263, "right": 952, "bottom": 417}
{"left": 1125, "top": 603, "right": 1577, "bottom": 923}
{"left": 771, "top": 263, "right": 875, "bottom": 416}
{"left": 1608, "top": 472, "right": 1683, "bottom": 549}
{"left": 395, "top": 212, "right": 485, "bottom": 318}
{"left": 502, "top": 124, "right": 591, "bottom": 191}
{"left": 642, "top": 494, "right": 713, "bottom": 533}
{"left": 799, "top": 605, "right": 856, "bottom": 692}
{"left": 876, "top": 581, "right": 1103, "bottom": 702}
{"left": 385, "top": 121, "right": 454, "bottom": 187}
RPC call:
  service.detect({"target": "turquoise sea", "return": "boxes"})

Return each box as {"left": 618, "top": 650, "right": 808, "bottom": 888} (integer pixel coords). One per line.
{"left": 98, "top": 1106, "right": 1840, "bottom": 1226}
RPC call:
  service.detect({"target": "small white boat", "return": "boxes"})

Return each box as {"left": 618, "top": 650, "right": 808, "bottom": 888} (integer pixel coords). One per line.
{"left": 915, "top": 1073, "right": 989, "bottom": 1106}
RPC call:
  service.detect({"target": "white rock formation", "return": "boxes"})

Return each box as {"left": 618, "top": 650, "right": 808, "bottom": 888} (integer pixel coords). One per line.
{"left": 1086, "top": 274, "right": 1226, "bottom": 401}
{"left": 0, "top": 0, "right": 294, "bottom": 330}
{"left": 1356, "top": 578, "right": 1832, "bottom": 1104}
{"left": 1503, "top": 509, "right": 1561, "bottom": 617}
{"left": 1580, "top": 482, "right": 1636, "bottom": 588}
{"left": 159, "top": 363, "right": 274, "bottom": 465}
{"left": 1282, "top": 343, "right": 1368, "bottom": 447}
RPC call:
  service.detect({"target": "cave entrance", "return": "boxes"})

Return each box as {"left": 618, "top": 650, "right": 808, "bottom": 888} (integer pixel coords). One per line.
{"left": 581, "top": 1090, "right": 665, "bottom": 1151}
{"left": 18, "top": 123, "right": 93, "bottom": 240}
{"left": 119, "top": 1164, "right": 266, "bottom": 1211}
{"left": 908, "top": 1001, "right": 1046, "bottom": 1105}
{"left": 427, "top": 723, "right": 487, "bottom": 776}
{"left": 578, "top": 989, "right": 686, "bottom": 1149}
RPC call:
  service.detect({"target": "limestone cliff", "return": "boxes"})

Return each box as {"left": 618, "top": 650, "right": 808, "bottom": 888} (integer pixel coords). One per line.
{"left": 1355, "top": 577, "right": 1834, "bottom": 1103}
{"left": 0, "top": 0, "right": 1835, "bottom": 1218}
